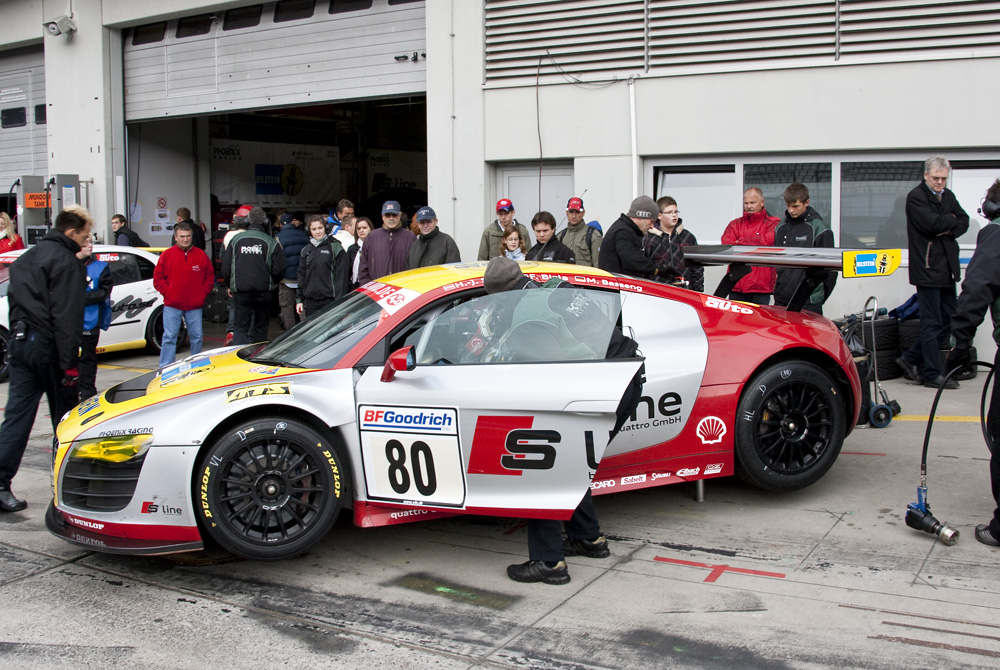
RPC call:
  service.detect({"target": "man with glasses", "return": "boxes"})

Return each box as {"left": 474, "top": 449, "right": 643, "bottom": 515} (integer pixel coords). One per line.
{"left": 358, "top": 200, "right": 416, "bottom": 284}
{"left": 896, "top": 156, "right": 970, "bottom": 390}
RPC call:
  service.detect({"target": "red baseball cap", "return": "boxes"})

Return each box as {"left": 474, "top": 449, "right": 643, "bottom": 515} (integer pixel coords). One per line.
{"left": 566, "top": 197, "right": 584, "bottom": 211}
{"left": 234, "top": 205, "right": 252, "bottom": 218}
{"left": 496, "top": 198, "right": 513, "bottom": 212}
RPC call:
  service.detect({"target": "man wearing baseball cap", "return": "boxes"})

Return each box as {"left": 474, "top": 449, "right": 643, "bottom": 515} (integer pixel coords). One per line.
{"left": 557, "top": 196, "right": 602, "bottom": 267}
{"left": 478, "top": 198, "right": 532, "bottom": 261}
{"left": 357, "top": 200, "right": 416, "bottom": 284}
{"left": 407, "top": 206, "right": 461, "bottom": 269}
{"left": 599, "top": 195, "right": 674, "bottom": 279}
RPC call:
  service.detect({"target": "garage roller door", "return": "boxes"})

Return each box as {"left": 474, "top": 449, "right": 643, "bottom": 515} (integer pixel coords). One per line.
{"left": 123, "top": 0, "right": 426, "bottom": 121}
{"left": 0, "top": 46, "right": 46, "bottom": 191}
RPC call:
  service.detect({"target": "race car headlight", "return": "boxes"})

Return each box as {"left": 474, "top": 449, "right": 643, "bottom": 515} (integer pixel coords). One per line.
{"left": 67, "top": 434, "right": 153, "bottom": 463}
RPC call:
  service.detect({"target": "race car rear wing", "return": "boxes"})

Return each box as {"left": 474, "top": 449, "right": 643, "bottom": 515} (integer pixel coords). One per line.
{"left": 683, "top": 246, "right": 902, "bottom": 312}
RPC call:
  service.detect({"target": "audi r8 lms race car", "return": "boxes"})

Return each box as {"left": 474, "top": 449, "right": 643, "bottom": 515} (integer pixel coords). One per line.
{"left": 0, "top": 245, "right": 168, "bottom": 382}
{"left": 45, "top": 250, "right": 900, "bottom": 561}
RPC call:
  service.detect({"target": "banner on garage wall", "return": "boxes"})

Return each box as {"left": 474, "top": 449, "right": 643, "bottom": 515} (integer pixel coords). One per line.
{"left": 210, "top": 140, "right": 340, "bottom": 207}
{"left": 368, "top": 149, "right": 427, "bottom": 193}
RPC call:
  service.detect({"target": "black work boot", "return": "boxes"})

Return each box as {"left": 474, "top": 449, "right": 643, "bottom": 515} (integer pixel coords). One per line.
{"left": 506, "top": 560, "right": 570, "bottom": 585}
{"left": 0, "top": 488, "right": 27, "bottom": 513}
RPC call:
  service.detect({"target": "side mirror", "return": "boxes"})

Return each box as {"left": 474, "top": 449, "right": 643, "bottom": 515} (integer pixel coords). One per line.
{"left": 380, "top": 346, "right": 416, "bottom": 382}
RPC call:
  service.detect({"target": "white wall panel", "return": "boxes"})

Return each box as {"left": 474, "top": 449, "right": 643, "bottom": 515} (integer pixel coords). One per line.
{"left": 123, "top": 0, "right": 426, "bottom": 121}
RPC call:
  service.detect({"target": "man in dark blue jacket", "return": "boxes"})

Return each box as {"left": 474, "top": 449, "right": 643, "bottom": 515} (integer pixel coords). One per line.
{"left": 0, "top": 205, "right": 92, "bottom": 512}
{"left": 897, "top": 156, "right": 969, "bottom": 390}
{"left": 946, "top": 179, "right": 1000, "bottom": 547}
{"left": 276, "top": 211, "right": 309, "bottom": 330}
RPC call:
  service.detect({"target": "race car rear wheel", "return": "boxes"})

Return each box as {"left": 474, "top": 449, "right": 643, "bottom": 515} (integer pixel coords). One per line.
{"left": 734, "top": 361, "right": 846, "bottom": 492}
{"left": 146, "top": 307, "right": 165, "bottom": 354}
{"left": 196, "top": 417, "right": 346, "bottom": 560}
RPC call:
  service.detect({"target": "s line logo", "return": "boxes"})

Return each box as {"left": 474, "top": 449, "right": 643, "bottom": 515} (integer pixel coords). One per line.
{"left": 467, "top": 416, "right": 555, "bottom": 475}
{"left": 467, "top": 416, "right": 601, "bottom": 476}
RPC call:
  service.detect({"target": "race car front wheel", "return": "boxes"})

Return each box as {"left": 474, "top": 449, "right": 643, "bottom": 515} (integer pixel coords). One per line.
{"left": 734, "top": 360, "right": 846, "bottom": 492}
{"left": 196, "top": 417, "right": 347, "bottom": 560}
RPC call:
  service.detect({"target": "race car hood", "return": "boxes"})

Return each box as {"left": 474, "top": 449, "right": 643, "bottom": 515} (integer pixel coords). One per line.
{"left": 59, "top": 347, "right": 309, "bottom": 444}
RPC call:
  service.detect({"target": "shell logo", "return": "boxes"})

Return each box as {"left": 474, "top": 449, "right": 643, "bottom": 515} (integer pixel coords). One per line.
{"left": 695, "top": 416, "right": 727, "bottom": 444}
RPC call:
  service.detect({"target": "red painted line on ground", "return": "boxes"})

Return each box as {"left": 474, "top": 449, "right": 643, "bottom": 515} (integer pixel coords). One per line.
{"left": 503, "top": 520, "right": 528, "bottom": 535}
{"left": 654, "top": 556, "right": 786, "bottom": 582}
{"left": 841, "top": 451, "right": 886, "bottom": 456}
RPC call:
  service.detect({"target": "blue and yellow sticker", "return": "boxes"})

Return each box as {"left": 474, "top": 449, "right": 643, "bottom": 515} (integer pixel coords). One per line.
{"left": 842, "top": 249, "right": 901, "bottom": 278}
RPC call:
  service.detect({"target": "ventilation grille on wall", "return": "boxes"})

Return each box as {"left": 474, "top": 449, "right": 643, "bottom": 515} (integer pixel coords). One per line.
{"left": 485, "top": 0, "right": 1000, "bottom": 84}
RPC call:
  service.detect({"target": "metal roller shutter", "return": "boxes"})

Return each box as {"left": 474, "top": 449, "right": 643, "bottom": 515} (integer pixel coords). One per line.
{"left": 0, "top": 47, "right": 46, "bottom": 191}
{"left": 123, "top": 0, "right": 426, "bottom": 121}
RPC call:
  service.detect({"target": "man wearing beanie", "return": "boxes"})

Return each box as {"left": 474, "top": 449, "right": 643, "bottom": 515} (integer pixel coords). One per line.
{"left": 599, "top": 195, "right": 674, "bottom": 279}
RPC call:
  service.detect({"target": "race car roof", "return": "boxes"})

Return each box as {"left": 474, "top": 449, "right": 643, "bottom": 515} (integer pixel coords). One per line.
{"left": 373, "top": 261, "right": 615, "bottom": 295}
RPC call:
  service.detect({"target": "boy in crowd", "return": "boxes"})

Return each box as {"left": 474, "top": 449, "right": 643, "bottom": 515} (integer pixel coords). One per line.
{"left": 525, "top": 211, "right": 575, "bottom": 264}
{"left": 773, "top": 182, "right": 836, "bottom": 313}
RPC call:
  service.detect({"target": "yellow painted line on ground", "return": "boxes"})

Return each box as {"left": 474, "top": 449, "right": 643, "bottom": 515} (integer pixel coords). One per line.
{"left": 893, "top": 415, "right": 979, "bottom": 422}
{"left": 97, "top": 363, "right": 155, "bottom": 373}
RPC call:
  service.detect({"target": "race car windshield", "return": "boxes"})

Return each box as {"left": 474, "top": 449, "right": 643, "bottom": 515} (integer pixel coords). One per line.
{"left": 251, "top": 292, "right": 382, "bottom": 369}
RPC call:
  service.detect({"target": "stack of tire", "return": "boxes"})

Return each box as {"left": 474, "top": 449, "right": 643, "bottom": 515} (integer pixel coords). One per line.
{"left": 897, "top": 319, "right": 977, "bottom": 380}
{"left": 865, "top": 316, "right": 902, "bottom": 381}
{"left": 835, "top": 314, "right": 902, "bottom": 381}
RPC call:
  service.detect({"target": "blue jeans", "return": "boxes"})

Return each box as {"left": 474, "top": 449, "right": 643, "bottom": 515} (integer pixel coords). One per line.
{"left": 160, "top": 306, "right": 204, "bottom": 368}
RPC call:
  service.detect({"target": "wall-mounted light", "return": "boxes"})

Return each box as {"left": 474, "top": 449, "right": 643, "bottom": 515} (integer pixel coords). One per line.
{"left": 43, "top": 15, "right": 78, "bottom": 43}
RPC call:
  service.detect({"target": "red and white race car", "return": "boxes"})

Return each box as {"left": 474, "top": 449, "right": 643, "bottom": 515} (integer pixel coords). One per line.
{"left": 46, "top": 249, "right": 898, "bottom": 560}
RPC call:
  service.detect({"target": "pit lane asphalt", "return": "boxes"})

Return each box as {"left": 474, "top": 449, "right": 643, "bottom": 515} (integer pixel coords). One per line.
{"left": 2, "top": 321, "right": 999, "bottom": 669}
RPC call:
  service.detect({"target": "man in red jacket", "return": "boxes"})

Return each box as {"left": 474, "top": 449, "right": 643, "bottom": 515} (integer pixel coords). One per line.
{"left": 721, "top": 187, "right": 781, "bottom": 305}
{"left": 154, "top": 221, "right": 215, "bottom": 368}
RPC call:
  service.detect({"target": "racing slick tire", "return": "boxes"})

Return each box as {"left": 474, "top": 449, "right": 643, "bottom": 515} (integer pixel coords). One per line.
{"left": 196, "top": 417, "right": 346, "bottom": 560}
{"left": 0, "top": 326, "right": 9, "bottom": 383}
{"left": 734, "top": 360, "right": 846, "bottom": 492}
{"left": 145, "top": 306, "right": 188, "bottom": 355}
{"left": 146, "top": 306, "right": 165, "bottom": 354}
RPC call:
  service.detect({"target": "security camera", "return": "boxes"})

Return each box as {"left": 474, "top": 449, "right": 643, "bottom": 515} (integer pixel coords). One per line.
{"left": 43, "top": 15, "right": 77, "bottom": 41}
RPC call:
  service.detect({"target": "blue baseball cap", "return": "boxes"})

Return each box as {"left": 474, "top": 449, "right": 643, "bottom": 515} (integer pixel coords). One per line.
{"left": 382, "top": 200, "right": 401, "bottom": 215}
{"left": 415, "top": 206, "right": 436, "bottom": 221}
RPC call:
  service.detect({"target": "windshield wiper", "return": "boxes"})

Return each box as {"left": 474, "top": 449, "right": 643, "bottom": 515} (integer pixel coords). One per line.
{"left": 248, "top": 357, "right": 304, "bottom": 369}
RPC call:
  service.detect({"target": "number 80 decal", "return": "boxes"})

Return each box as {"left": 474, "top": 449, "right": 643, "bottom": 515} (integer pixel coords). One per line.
{"left": 359, "top": 405, "right": 466, "bottom": 507}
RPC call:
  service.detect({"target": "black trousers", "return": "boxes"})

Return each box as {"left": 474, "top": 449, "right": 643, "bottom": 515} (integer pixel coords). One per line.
{"left": 232, "top": 291, "right": 272, "bottom": 345}
{"left": 527, "top": 489, "right": 601, "bottom": 562}
{"left": 0, "top": 331, "right": 77, "bottom": 489}
{"left": 304, "top": 297, "right": 335, "bottom": 319}
{"left": 986, "top": 347, "right": 1000, "bottom": 537}
{"left": 902, "top": 285, "right": 956, "bottom": 382}
{"left": 78, "top": 330, "right": 100, "bottom": 401}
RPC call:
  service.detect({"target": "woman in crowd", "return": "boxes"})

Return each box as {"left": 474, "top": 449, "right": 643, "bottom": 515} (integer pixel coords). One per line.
{"left": 296, "top": 215, "right": 350, "bottom": 319}
{"left": 0, "top": 212, "right": 25, "bottom": 253}
{"left": 350, "top": 217, "right": 372, "bottom": 288}
{"left": 642, "top": 196, "right": 703, "bottom": 292}
{"left": 500, "top": 226, "right": 527, "bottom": 260}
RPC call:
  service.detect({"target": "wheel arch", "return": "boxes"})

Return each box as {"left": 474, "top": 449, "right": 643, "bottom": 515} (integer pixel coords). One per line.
{"left": 740, "top": 346, "right": 857, "bottom": 438}
{"left": 189, "top": 404, "right": 357, "bottom": 515}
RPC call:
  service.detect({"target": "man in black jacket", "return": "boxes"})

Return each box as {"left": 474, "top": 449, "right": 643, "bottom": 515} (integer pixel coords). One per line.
{"left": 525, "top": 211, "right": 575, "bottom": 264}
{"left": 896, "top": 156, "right": 970, "bottom": 389}
{"left": 599, "top": 195, "right": 673, "bottom": 279}
{"left": 111, "top": 213, "right": 148, "bottom": 247}
{"left": 407, "top": 206, "right": 461, "bottom": 269}
{"left": 946, "top": 179, "right": 1000, "bottom": 547}
{"left": 175, "top": 207, "right": 206, "bottom": 251}
{"left": 221, "top": 206, "right": 286, "bottom": 345}
{"left": 0, "top": 205, "right": 92, "bottom": 512}
{"left": 773, "top": 183, "right": 836, "bottom": 313}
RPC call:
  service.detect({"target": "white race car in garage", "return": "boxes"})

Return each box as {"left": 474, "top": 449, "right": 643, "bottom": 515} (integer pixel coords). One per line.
{"left": 0, "top": 244, "right": 168, "bottom": 381}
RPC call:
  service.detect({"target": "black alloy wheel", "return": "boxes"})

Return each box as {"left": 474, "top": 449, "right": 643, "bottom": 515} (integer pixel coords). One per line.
{"left": 197, "top": 417, "right": 346, "bottom": 560}
{"left": 734, "top": 361, "right": 846, "bottom": 492}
